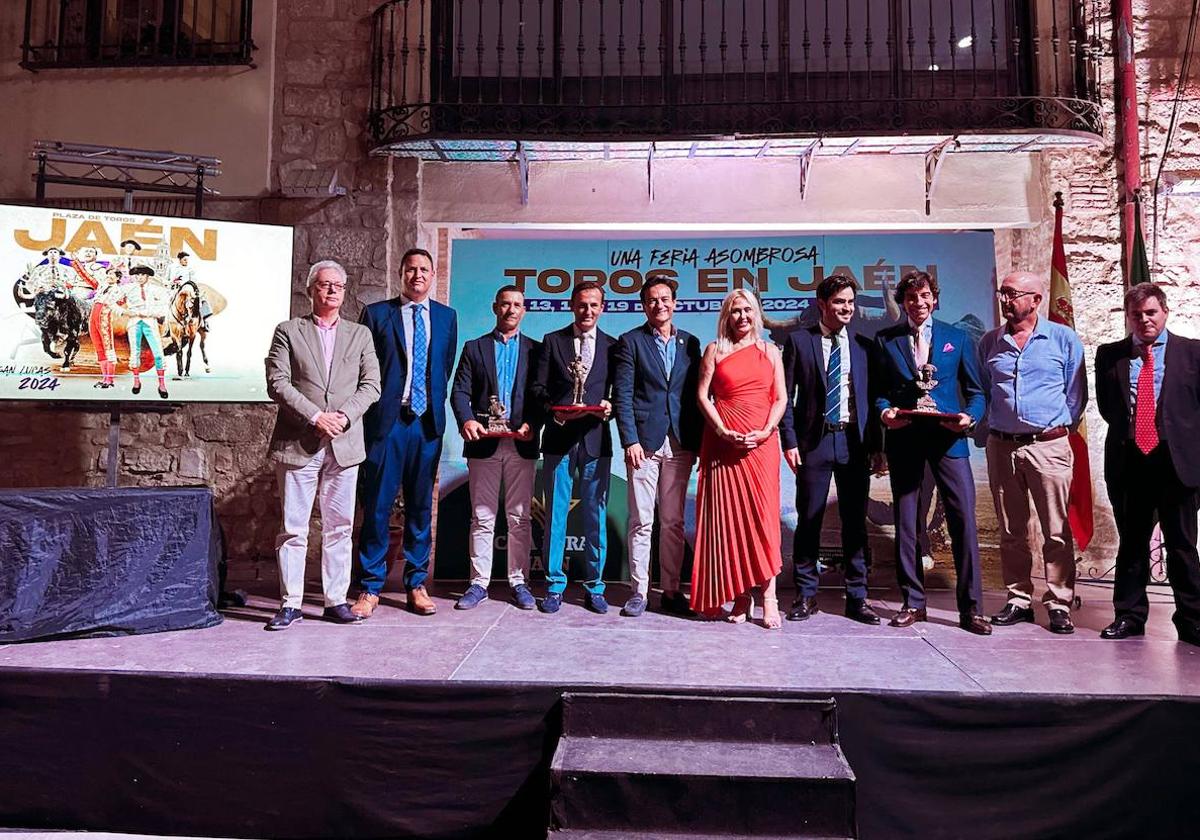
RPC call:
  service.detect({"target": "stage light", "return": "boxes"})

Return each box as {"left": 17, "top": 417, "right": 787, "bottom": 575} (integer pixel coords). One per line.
{"left": 958, "top": 35, "right": 973, "bottom": 49}
{"left": 928, "top": 63, "right": 940, "bottom": 71}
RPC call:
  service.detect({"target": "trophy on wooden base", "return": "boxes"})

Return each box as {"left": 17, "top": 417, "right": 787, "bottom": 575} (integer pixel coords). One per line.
{"left": 896, "top": 363, "right": 960, "bottom": 421}
{"left": 550, "top": 354, "right": 609, "bottom": 419}
{"left": 477, "top": 395, "right": 520, "bottom": 438}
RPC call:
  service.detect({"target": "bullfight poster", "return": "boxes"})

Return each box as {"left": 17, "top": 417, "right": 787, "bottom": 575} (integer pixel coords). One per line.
{"left": 0, "top": 204, "right": 292, "bottom": 402}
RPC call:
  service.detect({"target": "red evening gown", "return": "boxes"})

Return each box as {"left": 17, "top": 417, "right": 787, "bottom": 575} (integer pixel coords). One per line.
{"left": 690, "top": 342, "right": 783, "bottom": 616}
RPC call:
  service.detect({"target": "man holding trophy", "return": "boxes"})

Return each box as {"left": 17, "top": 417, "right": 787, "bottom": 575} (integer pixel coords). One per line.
{"left": 450, "top": 286, "right": 542, "bottom": 610}
{"left": 873, "top": 270, "right": 990, "bottom": 635}
{"left": 533, "top": 281, "right": 616, "bottom": 614}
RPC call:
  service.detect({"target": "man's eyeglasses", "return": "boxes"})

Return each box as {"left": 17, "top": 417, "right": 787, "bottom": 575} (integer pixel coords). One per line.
{"left": 313, "top": 282, "right": 347, "bottom": 292}
{"left": 995, "top": 288, "right": 1038, "bottom": 301}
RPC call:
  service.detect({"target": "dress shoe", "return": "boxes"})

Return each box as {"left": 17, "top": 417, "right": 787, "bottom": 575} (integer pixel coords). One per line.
{"left": 1101, "top": 616, "right": 1145, "bottom": 640}
{"left": 992, "top": 603, "right": 1035, "bottom": 626}
{"left": 158, "top": 387, "right": 169, "bottom": 399}
{"left": 131, "top": 381, "right": 141, "bottom": 395}
{"left": 511, "top": 584, "right": 536, "bottom": 610}
{"left": 660, "top": 590, "right": 696, "bottom": 617}
{"left": 786, "top": 595, "right": 819, "bottom": 622}
{"left": 455, "top": 584, "right": 488, "bottom": 610}
{"left": 322, "top": 603, "right": 364, "bottom": 624}
{"left": 621, "top": 594, "right": 646, "bottom": 617}
{"left": 585, "top": 591, "right": 610, "bottom": 614}
{"left": 844, "top": 599, "right": 880, "bottom": 625}
{"left": 959, "top": 613, "right": 993, "bottom": 635}
{"left": 265, "top": 607, "right": 303, "bottom": 631}
{"left": 889, "top": 606, "right": 927, "bottom": 628}
{"left": 1048, "top": 609, "right": 1075, "bottom": 635}
{"left": 350, "top": 592, "right": 380, "bottom": 619}
{"left": 539, "top": 591, "right": 563, "bottom": 614}
{"left": 406, "top": 585, "right": 437, "bottom": 615}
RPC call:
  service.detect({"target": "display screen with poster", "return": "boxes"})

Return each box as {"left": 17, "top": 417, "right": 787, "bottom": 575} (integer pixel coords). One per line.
{"left": 0, "top": 203, "right": 292, "bottom": 402}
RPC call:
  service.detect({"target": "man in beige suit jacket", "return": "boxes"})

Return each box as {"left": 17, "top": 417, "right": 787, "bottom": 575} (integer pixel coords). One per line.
{"left": 264, "top": 260, "right": 381, "bottom": 630}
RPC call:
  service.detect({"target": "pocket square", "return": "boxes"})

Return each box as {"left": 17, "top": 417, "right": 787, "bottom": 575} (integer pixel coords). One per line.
{"left": 942, "top": 342, "right": 955, "bottom": 352}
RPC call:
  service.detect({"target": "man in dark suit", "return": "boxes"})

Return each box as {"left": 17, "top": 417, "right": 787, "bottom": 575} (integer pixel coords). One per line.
{"left": 873, "top": 270, "right": 991, "bottom": 635}
{"left": 1095, "top": 282, "right": 1200, "bottom": 645}
{"left": 450, "top": 285, "right": 541, "bottom": 611}
{"left": 533, "top": 281, "right": 615, "bottom": 615}
{"left": 613, "top": 276, "right": 702, "bottom": 618}
{"left": 353, "top": 248, "right": 458, "bottom": 619}
{"left": 779, "top": 275, "right": 879, "bottom": 626}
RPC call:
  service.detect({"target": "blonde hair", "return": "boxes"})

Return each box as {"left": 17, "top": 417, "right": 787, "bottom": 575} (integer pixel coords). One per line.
{"left": 715, "top": 288, "right": 765, "bottom": 353}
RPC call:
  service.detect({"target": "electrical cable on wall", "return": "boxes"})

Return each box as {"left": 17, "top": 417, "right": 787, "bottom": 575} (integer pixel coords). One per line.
{"left": 1150, "top": 0, "right": 1200, "bottom": 268}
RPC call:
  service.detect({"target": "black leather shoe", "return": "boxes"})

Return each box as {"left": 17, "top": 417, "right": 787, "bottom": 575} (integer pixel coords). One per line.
{"left": 265, "top": 607, "right": 303, "bottom": 631}
{"left": 660, "top": 590, "right": 696, "bottom": 617}
{"left": 786, "top": 596, "right": 819, "bottom": 622}
{"left": 322, "top": 603, "right": 365, "bottom": 624}
{"left": 1174, "top": 619, "right": 1200, "bottom": 647}
{"left": 1101, "top": 616, "right": 1145, "bottom": 640}
{"left": 959, "top": 613, "right": 993, "bottom": 635}
{"left": 889, "top": 607, "right": 927, "bottom": 628}
{"left": 621, "top": 594, "right": 646, "bottom": 617}
{"left": 131, "top": 382, "right": 141, "bottom": 395}
{"left": 585, "top": 592, "right": 610, "bottom": 614}
{"left": 1048, "top": 610, "right": 1075, "bottom": 635}
{"left": 845, "top": 599, "right": 881, "bottom": 625}
{"left": 158, "top": 387, "right": 169, "bottom": 399}
{"left": 992, "top": 603, "right": 1035, "bottom": 626}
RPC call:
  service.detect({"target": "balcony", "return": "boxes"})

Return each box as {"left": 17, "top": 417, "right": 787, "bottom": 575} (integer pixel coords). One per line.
{"left": 21, "top": 0, "right": 255, "bottom": 70}
{"left": 368, "top": 0, "right": 1104, "bottom": 161}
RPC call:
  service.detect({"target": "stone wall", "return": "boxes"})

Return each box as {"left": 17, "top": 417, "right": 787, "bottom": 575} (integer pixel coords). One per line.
{"left": 0, "top": 0, "right": 413, "bottom": 578}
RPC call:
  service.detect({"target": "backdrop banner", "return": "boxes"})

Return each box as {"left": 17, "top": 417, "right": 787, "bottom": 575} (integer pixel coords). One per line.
{"left": 439, "top": 233, "right": 997, "bottom": 582}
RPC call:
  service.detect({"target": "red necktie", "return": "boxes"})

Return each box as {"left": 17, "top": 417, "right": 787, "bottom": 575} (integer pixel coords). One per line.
{"left": 1134, "top": 342, "right": 1159, "bottom": 455}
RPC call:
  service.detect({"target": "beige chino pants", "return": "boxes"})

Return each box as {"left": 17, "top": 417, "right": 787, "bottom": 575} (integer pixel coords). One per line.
{"left": 985, "top": 434, "right": 1077, "bottom": 611}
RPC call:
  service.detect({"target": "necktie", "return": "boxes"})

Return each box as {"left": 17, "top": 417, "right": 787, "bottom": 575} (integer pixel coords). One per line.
{"left": 579, "top": 333, "right": 593, "bottom": 373}
{"left": 411, "top": 304, "right": 428, "bottom": 416}
{"left": 913, "top": 325, "right": 929, "bottom": 368}
{"left": 825, "top": 333, "right": 841, "bottom": 424}
{"left": 1134, "top": 342, "right": 1159, "bottom": 455}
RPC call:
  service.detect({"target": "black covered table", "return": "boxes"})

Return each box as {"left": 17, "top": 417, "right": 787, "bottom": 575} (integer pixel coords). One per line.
{"left": 0, "top": 486, "right": 223, "bottom": 643}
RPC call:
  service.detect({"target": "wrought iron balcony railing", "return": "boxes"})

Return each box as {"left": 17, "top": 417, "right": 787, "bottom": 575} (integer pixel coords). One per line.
{"left": 368, "top": 0, "right": 1104, "bottom": 150}
{"left": 21, "top": 0, "right": 255, "bottom": 70}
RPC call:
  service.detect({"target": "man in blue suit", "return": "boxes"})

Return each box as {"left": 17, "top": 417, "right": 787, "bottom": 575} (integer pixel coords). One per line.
{"left": 613, "top": 276, "right": 702, "bottom": 618}
{"left": 779, "top": 275, "right": 880, "bottom": 626}
{"left": 533, "top": 281, "right": 615, "bottom": 615}
{"left": 450, "top": 285, "right": 541, "bottom": 611}
{"left": 873, "top": 270, "right": 991, "bottom": 635}
{"left": 352, "top": 248, "right": 458, "bottom": 619}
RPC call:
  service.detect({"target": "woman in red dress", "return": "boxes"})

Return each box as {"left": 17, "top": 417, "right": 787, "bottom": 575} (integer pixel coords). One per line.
{"left": 690, "top": 289, "right": 787, "bottom": 628}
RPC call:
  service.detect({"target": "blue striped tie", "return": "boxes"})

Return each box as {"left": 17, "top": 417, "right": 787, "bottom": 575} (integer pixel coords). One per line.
{"left": 411, "top": 304, "right": 427, "bottom": 416}
{"left": 825, "top": 333, "right": 841, "bottom": 424}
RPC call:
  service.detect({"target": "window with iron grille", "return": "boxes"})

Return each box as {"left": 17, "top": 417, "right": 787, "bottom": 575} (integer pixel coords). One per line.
{"left": 21, "top": 0, "right": 255, "bottom": 69}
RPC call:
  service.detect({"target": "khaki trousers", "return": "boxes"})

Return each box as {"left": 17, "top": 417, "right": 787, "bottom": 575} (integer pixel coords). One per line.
{"left": 467, "top": 439, "right": 536, "bottom": 587}
{"left": 986, "top": 434, "right": 1076, "bottom": 610}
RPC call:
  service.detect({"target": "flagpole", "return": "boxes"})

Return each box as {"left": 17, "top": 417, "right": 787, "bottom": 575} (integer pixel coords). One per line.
{"left": 1115, "top": 0, "right": 1142, "bottom": 285}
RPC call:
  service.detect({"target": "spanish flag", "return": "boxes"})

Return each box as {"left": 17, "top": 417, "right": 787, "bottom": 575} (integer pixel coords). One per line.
{"left": 1048, "top": 191, "right": 1094, "bottom": 551}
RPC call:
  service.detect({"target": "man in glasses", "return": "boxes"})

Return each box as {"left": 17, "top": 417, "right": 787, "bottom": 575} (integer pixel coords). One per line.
{"left": 264, "top": 260, "right": 381, "bottom": 630}
{"left": 978, "top": 270, "right": 1086, "bottom": 635}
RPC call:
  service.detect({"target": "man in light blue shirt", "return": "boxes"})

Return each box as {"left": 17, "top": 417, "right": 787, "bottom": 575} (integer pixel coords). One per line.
{"left": 978, "top": 270, "right": 1087, "bottom": 634}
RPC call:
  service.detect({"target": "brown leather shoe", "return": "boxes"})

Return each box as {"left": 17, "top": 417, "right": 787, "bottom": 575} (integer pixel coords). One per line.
{"left": 959, "top": 613, "right": 993, "bottom": 635}
{"left": 351, "top": 592, "right": 379, "bottom": 619}
{"left": 406, "top": 585, "right": 437, "bottom": 616}
{"left": 888, "top": 606, "right": 927, "bottom": 628}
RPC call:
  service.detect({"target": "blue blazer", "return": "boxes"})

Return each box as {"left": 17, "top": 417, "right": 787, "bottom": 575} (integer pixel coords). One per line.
{"left": 360, "top": 297, "right": 458, "bottom": 442}
{"left": 613, "top": 324, "right": 703, "bottom": 454}
{"left": 533, "top": 325, "right": 615, "bottom": 459}
{"left": 778, "top": 324, "right": 877, "bottom": 456}
{"left": 871, "top": 318, "right": 985, "bottom": 459}
{"left": 450, "top": 332, "right": 542, "bottom": 460}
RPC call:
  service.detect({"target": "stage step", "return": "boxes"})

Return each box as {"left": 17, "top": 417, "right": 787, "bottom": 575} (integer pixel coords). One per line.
{"left": 550, "top": 692, "right": 856, "bottom": 838}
